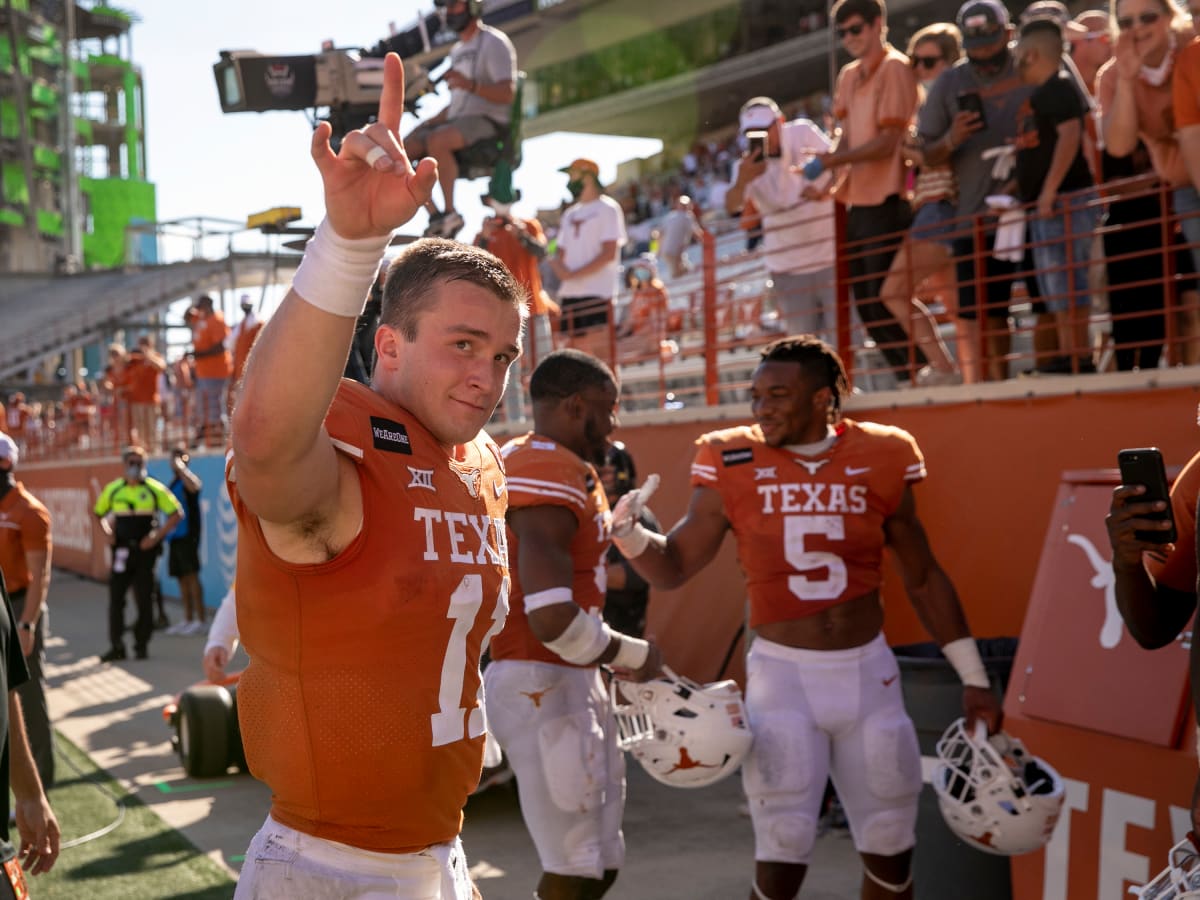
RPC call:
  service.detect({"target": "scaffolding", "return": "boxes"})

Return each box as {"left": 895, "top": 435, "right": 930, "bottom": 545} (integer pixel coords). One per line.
{"left": 0, "top": 0, "right": 153, "bottom": 273}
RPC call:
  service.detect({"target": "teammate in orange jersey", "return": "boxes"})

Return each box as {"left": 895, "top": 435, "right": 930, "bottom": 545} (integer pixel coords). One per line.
{"left": 485, "top": 349, "right": 662, "bottom": 900}
{"left": 227, "top": 53, "right": 525, "bottom": 899}
{"left": 615, "top": 335, "right": 1002, "bottom": 900}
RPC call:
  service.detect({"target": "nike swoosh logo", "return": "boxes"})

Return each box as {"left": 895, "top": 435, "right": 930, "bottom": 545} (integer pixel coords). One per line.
{"left": 845, "top": 466, "right": 870, "bottom": 476}
{"left": 493, "top": 481, "right": 505, "bottom": 498}
{"left": 882, "top": 675, "right": 898, "bottom": 686}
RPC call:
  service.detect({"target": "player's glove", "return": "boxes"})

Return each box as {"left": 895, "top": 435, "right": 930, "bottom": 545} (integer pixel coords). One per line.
{"left": 611, "top": 473, "right": 660, "bottom": 558}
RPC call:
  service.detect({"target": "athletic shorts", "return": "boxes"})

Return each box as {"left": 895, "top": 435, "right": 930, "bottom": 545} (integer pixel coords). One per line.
{"left": 167, "top": 537, "right": 201, "bottom": 578}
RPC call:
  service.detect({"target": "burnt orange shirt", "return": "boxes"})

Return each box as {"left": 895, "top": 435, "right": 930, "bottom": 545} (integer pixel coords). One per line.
{"left": 231, "top": 320, "right": 263, "bottom": 385}
{"left": 479, "top": 218, "right": 548, "bottom": 315}
{"left": 490, "top": 433, "right": 610, "bottom": 666}
{"left": 123, "top": 351, "right": 161, "bottom": 404}
{"left": 1145, "top": 448, "right": 1200, "bottom": 593}
{"left": 1174, "top": 38, "right": 1200, "bottom": 131}
{"left": 228, "top": 379, "right": 510, "bottom": 852}
{"left": 832, "top": 44, "right": 918, "bottom": 207}
{"left": 0, "top": 483, "right": 51, "bottom": 593}
{"left": 192, "top": 311, "right": 232, "bottom": 379}
{"left": 1098, "top": 54, "right": 1188, "bottom": 187}
{"left": 690, "top": 419, "right": 925, "bottom": 628}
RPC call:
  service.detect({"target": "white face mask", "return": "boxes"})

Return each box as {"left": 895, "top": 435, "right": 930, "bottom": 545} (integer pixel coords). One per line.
{"left": 491, "top": 203, "right": 513, "bottom": 218}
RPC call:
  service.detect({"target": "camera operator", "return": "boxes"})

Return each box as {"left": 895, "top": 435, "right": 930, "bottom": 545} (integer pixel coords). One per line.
{"left": 406, "top": 0, "right": 516, "bottom": 239}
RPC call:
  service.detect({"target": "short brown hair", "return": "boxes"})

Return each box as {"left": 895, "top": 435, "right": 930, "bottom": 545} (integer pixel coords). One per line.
{"left": 833, "top": 0, "right": 886, "bottom": 25}
{"left": 908, "top": 22, "right": 964, "bottom": 62}
{"left": 381, "top": 238, "right": 528, "bottom": 341}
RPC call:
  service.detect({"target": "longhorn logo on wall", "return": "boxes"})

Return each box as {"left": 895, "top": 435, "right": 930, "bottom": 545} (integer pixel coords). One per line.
{"left": 264, "top": 64, "right": 296, "bottom": 98}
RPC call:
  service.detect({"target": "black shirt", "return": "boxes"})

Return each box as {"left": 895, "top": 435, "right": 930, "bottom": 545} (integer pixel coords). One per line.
{"left": 1015, "top": 71, "right": 1094, "bottom": 203}
{"left": 0, "top": 569, "right": 30, "bottom": 846}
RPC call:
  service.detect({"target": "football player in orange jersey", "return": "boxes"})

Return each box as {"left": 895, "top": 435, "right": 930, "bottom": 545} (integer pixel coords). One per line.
{"left": 485, "top": 349, "right": 662, "bottom": 900}
{"left": 614, "top": 335, "right": 1002, "bottom": 900}
{"left": 228, "top": 54, "right": 525, "bottom": 899}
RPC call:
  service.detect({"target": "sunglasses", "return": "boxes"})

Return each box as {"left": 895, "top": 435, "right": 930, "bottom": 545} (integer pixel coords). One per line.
{"left": 837, "top": 22, "right": 867, "bottom": 38}
{"left": 963, "top": 24, "right": 1003, "bottom": 41}
{"left": 913, "top": 55, "right": 944, "bottom": 69}
{"left": 1116, "top": 10, "right": 1161, "bottom": 28}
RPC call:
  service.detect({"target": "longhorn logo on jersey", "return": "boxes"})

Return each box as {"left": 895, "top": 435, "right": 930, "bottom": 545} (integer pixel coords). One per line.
{"left": 450, "top": 463, "right": 482, "bottom": 498}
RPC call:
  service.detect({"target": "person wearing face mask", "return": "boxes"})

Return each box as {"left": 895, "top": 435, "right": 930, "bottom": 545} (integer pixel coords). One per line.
{"left": 0, "top": 434, "right": 55, "bottom": 790}
{"left": 918, "top": 0, "right": 1049, "bottom": 381}
{"left": 474, "top": 184, "right": 555, "bottom": 422}
{"left": 549, "top": 158, "right": 628, "bottom": 366}
{"left": 619, "top": 254, "right": 673, "bottom": 361}
{"left": 93, "top": 446, "right": 183, "bottom": 662}
{"left": 405, "top": 0, "right": 517, "bottom": 240}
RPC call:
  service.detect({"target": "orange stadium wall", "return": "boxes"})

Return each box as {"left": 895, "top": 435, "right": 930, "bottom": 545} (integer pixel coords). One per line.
{"left": 17, "top": 459, "right": 125, "bottom": 581}
{"left": 554, "top": 384, "right": 1200, "bottom": 686}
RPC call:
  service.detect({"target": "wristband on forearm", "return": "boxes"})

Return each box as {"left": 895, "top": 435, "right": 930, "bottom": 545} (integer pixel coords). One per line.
{"left": 611, "top": 522, "right": 666, "bottom": 559}
{"left": 942, "top": 637, "right": 989, "bottom": 689}
{"left": 611, "top": 634, "right": 650, "bottom": 670}
{"left": 292, "top": 218, "right": 390, "bottom": 318}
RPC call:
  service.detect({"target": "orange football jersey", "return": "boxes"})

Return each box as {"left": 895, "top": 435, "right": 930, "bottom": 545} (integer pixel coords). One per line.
{"left": 228, "top": 379, "right": 510, "bottom": 853}
{"left": 691, "top": 419, "right": 926, "bottom": 628}
{"left": 489, "top": 433, "right": 611, "bottom": 666}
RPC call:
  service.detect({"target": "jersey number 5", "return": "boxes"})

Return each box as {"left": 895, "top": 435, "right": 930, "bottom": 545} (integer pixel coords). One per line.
{"left": 431, "top": 573, "right": 509, "bottom": 747}
{"left": 784, "top": 515, "right": 848, "bottom": 602}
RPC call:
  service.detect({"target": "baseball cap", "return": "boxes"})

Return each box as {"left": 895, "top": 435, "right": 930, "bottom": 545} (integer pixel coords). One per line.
{"left": 739, "top": 104, "right": 779, "bottom": 132}
{"left": 559, "top": 158, "right": 600, "bottom": 179}
{"left": 958, "top": 0, "right": 1011, "bottom": 48}
{"left": 1021, "top": 0, "right": 1088, "bottom": 34}
{"left": 0, "top": 433, "right": 17, "bottom": 468}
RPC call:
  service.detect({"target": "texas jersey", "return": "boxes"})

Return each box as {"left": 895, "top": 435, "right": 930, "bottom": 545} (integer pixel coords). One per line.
{"left": 489, "top": 433, "right": 611, "bottom": 666}
{"left": 691, "top": 419, "right": 925, "bottom": 628}
{"left": 228, "top": 379, "right": 510, "bottom": 853}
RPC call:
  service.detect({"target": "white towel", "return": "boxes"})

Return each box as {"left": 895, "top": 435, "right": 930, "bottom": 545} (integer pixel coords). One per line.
{"left": 986, "top": 195, "right": 1026, "bottom": 263}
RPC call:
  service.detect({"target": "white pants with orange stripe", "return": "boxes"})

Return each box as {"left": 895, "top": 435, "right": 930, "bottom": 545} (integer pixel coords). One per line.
{"left": 233, "top": 815, "right": 474, "bottom": 899}
{"left": 484, "top": 659, "right": 625, "bottom": 879}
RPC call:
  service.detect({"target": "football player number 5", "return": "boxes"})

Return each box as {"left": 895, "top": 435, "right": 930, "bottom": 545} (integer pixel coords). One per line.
{"left": 431, "top": 574, "right": 509, "bottom": 747}
{"left": 784, "top": 515, "right": 848, "bottom": 601}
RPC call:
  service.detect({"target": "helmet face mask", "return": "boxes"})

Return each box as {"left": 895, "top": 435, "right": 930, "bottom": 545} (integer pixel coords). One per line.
{"left": 611, "top": 667, "right": 753, "bottom": 789}
{"left": 933, "top": 718, "right": 1065, "bottom": 856}
{"left": 1136, "top": 835, "right": 1200, "bottom": 899}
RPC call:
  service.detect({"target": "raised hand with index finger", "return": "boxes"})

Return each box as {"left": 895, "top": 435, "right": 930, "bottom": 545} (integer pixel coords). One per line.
{"left": 310, "top": 53, "right": 439, "bottom": 241}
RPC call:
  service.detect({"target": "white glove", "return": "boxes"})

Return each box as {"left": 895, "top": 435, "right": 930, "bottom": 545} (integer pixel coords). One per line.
{"left": 610, "top": 473, "right": 660, "bottom": 558}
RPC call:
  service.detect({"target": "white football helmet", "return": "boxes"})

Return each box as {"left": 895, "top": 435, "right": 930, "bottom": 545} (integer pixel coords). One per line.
{"left": 932, "top": 717, "right": 1065, "bottom": 856}
{"left": 1135, "top": 835, "right": 1200, "bottom": 899}
{"left": 611, "top": 667, "right": 753, "bottom": 789}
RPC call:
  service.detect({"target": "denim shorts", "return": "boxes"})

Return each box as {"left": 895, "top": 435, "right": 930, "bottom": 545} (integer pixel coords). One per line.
{"left": 910, "top": 200, "right": 961, "bottom": 246}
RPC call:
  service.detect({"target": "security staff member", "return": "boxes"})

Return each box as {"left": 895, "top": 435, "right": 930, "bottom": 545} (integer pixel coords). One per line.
{"left": 93, "top": 445, "right": 182, "bottom": 662}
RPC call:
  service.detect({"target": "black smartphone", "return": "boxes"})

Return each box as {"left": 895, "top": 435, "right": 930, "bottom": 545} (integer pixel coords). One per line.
{"left": 1117, "top": 447, "right": 1177, "bottom": 544}
{"left": 956, "top": 91, "right": 987, "bottom": 129}
{"left": 746, "top": 130, "right": 767, "bottom": 160}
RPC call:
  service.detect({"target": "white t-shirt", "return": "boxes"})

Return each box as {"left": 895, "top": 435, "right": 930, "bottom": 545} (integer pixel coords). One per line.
{"left": 557, "top": 194, "right": 628, "bottom": 299}
{"left": 738, "top": 118, "right": 836, "bottom": 276}
{"left": 446, "top": 23, "right": 516, "bottom": 123}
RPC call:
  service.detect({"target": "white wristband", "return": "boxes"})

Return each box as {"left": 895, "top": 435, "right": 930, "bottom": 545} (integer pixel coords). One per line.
{"left": 544, "top": 608, "right": 612, "bottom": 666}
{"left": 942, "top": 637, "right": 990, "bottom": 689}
{"left": 611, "top": 634, "right": 650, "bottom": 670}
{"left": 612, "top": 522, "right": 666, "bottom": 560}
{"left": 291, "top": 217, "right": 390, "bottom": 318}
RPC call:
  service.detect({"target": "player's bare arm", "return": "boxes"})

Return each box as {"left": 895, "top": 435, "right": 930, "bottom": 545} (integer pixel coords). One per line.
{"left": 1106, "top": 484, "right": 1194, "bottom": 648}
{"left": 619, "top": 484, "right": 730, "bottom": 589}
{"left": 233, "top": 53, "right": 437, "bottom": 545}
{"left": 886, "top": 486, "right": 1002, "bottom": 732}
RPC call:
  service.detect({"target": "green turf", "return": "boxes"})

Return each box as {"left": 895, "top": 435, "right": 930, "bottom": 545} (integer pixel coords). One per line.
{"left": 26, "top": 733, "right": 235, "bottom": 899}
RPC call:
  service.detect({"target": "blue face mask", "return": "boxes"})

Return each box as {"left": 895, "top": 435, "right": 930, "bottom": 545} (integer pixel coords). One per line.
{"left": 631, "top": 267, "right": 651, "bottom": 283}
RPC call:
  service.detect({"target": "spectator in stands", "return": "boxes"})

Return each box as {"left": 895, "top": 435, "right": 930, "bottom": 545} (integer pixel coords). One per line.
{"left": 1099, "top": 0, "right": 1200, "bottom": 365}
{"left": 102, "top": 344, "right": 130, "bottom": 446}
{"left": 0, "top": 434, "right": 55, "bottom": 790}
{"left": 227, "top": 294, "right": 263, "bottom": 414}
{"left": 724, "top": 97, "right": 836, "bottom": 342}
{"left": 619, "top": 254, "right": 673, "bottom": 362}
{"left": 189, "top": 295, "right": 232, "bottom": 447}
{"left": 550, "top": 158, "right": 627, "bottom": 365}
{"left": 169, "top": 354, "right": 195, "bottom": 441}
{"left": 474, "top": 185, "right": 554, "bottom": 422}
{"left": 918, "top": 0, "right": 1040, "bottom": 381}
{"left": 164, "top": 446, "right": 205, "bottom": 636}
{"left": 1070, "top": 9, "right": 1114, "bottom": 91}
{"left": 4, "top": 395, "right": 31, "bottom": 452}
{"left": 125, "top": 335, "right": 166, "bottom": 452}
{"left": 804, "top": 0, "right": 924, "bottom": 381}
{"left": 657, "top": 195, "right": 702, "bottom": 279}
{"left": 1015, "top": 19, "right": 1098, "bottom": 371}
{"left": 1173, "top": 0, "right": 1200, "bottom": 274}
{"left": 406, "top": 0, "right": 517, "bottom": 239}
{"left": 878, "top": 23, "right": 966, "bottom": 385}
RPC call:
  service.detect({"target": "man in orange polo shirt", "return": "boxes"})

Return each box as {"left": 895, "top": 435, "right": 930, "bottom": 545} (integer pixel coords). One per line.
{"left": 0, "top": 434, "right": 54, "bottom": 789}
{"left": 474, "top": 185, "right": 556, "bottom": 421}
{"left": 124, "top": 335, "right": 166, "bottom": 452}
{"left": 227, "top": 295, "right": 264, "bottom": 413}
{"left": 189, "top": 295, "right": 232, "bottom": 447}
{"left": 805, "top": 0, "right": 923, "bottom": 382}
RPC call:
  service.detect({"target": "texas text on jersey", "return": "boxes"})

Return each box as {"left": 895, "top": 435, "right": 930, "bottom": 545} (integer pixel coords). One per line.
{"left": 227, "top": 379, "right": 511, "bottom": 853}
{"left": 690, "top": 419, "right": 925, "bottom": 627}
{"left": 489, "top": 433, "right": 611, "bottom": 665}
